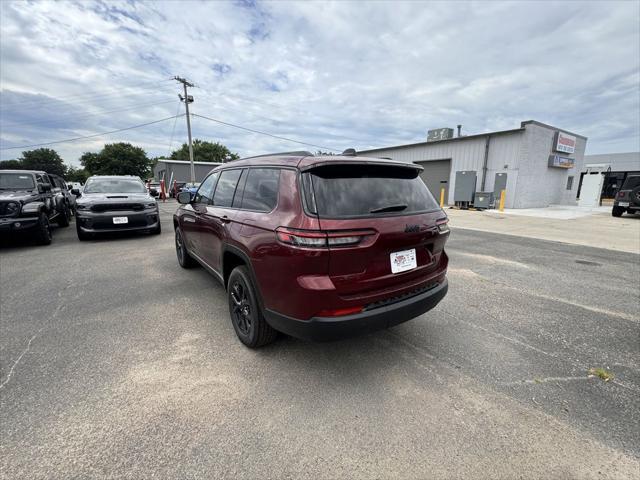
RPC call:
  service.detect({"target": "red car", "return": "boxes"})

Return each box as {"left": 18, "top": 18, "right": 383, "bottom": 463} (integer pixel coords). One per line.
{"left": 173, "top": 152, "right": 449, "bottom": 347}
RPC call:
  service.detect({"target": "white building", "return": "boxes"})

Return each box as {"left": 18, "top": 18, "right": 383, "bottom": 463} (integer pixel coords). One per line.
{"left": 358, "top": 120, "right": 587, "bottom": 209}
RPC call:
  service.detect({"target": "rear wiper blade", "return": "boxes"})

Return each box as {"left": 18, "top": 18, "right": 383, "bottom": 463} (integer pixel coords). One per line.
{"left": 370, "top": 204, "right": 408, "bottom": 213}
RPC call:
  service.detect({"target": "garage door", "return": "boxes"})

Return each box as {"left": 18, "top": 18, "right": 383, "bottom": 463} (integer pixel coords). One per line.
{"left": 416, "top": 159, "right": 451, "bottom": 204}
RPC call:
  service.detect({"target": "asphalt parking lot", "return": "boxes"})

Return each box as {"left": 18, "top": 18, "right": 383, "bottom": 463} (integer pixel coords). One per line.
{"left": 1, "top": 202, "right": 639, "bottom": 479}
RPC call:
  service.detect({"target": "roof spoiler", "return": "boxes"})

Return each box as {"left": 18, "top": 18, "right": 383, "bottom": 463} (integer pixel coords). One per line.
{"left": 300, "top": 159, "right": 423, "bottom": 173}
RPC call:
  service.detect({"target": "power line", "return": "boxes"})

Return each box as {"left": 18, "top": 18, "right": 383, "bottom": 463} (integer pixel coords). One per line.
{"left": 191, "top": 112, "right": 340, "bottom": 152}
{"left": 0, "top": 86, "right": 175, "bottom": 115}
{"left": 0, "top": 99, "right": 177, "bottom": 129}
{"left": 0, "top": 114, "right": 184, "bottom": 151}
{"left": 0, "top": 78, "right": 174, "bottom": 110}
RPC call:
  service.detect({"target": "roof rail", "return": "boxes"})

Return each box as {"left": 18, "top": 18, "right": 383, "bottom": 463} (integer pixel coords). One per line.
{"left": 241, "top": 150, "right": 314, "bottom": 160}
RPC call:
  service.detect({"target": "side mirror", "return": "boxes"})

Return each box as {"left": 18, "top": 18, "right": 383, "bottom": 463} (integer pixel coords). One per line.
{"left": 71, "top": 188, "right": 81, "bottom": 196}
{"left": 177, "top": 191, "right": 192, "bottom": 204}
{"left": 150, "top": 188, "right": 158, "bottom": 196}
{"left": 39, "top": 183, "right": 52, "bottom": 193}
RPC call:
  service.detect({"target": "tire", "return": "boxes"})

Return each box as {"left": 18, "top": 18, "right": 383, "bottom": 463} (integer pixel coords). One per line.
{"left": 34, "top": 212, "right": 52, "bottom": 245}
{"left": 227, "top": 266, "right": 277, "bottom": 348}
{"left": 57, "top": 203, "right": 70, "bottom": 227}
{"left": 175, "top": 227, "right": 196, "bottom": 268}
{"left": 76, "top": 221, "right": 91, "bottom": 241}
{"left": 612, "top": 206, "right": 625, "bottom": 217}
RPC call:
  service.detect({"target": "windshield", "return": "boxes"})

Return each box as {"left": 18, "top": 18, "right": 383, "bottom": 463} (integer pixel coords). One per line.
{"left": 304, "top": 164, "right": 440, "bottom": 218}
{"left": 84, "top": 178, "right": 147, "bottom": 194}
{"left": 0, "top": 173, "right": 35, "bottom": 190}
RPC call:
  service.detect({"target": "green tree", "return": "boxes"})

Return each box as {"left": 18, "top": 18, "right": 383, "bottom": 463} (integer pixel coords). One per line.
{"left": 0, "top": 159, "right": 23, "bottom": 169}
{"left": 80, "top": 143, "right": 152, "bottom": 178}
{"left": 66, "top": 166, "right": 90, "bottom": 183}
{"left": 18, "top": 148, "right": 67, "bottom": 176}
{"left": 170, "top": 139, "right": 239, "bottom": 163}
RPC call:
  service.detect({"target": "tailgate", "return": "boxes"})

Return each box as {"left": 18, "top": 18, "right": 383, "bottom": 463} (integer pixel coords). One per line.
{"left": 319, "top": 212, "right": 447, "bottom": 297}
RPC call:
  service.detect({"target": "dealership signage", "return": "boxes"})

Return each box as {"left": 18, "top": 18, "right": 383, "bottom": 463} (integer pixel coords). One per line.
{"left": 554, "top": 131, "right": 577, "bottom": 154}
{"left": 548, "top": 154, "right": 575, "bottom": 169}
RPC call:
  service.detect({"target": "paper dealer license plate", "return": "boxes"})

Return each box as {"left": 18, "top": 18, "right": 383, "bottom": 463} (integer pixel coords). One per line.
{"left": 390, "top": 248, "right": 417, "bottom": 274}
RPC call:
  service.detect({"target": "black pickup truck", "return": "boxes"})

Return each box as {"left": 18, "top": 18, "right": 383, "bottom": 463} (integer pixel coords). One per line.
{"left": 0, "top": 170, "right": 73, "bottom": 245}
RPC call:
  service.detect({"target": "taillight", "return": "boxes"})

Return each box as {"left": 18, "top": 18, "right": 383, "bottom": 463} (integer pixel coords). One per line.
{"left": 275, "top": 227, "right": 375, "bottom": 248}
{"left": 618, "top": 191, "right": 625, "bottom": 198}
{"left": 436, "top": 218, "right": 450, "bottom": 234}
{"left": 275, "top": 228, "right": 327, "bottom": 247}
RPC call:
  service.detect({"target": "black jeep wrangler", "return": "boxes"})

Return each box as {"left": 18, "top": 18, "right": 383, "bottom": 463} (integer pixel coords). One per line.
{"left": 612, "top": 174, "right": 640, "bottom": 217}
{"left": 0, "top": 169, "right": 73, "bottom": 245}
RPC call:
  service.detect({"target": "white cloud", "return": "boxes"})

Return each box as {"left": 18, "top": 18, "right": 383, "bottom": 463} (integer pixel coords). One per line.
{"left": 1, "top": 0, "right": 639, "bottom": 165}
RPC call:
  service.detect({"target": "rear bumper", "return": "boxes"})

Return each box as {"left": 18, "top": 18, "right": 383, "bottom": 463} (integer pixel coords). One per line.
{"left": 76, "top": 210, "right": 159, "bottom": 233}
{"left": 264, "top": 278, "right": 448, "bottom": 342}
{"left": 613, "top": 201, "right": 639, "bottom": 210}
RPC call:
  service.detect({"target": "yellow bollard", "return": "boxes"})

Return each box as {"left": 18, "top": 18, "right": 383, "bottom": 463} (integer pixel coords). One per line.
{"left": 440, "top": 187, "right": 445, "bottom": 208}
{"left": 499, "top": 189, "right": 506, "bottom": 212}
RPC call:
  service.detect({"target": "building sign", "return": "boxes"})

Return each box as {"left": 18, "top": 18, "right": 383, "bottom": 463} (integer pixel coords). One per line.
{"left": 427, "top": 128, "right": 454, "bottom": 142}
{"left": 548, "top": 154, "right": 575, "bottom": 169}
{"left": 554, "top": 131, "right": 576, "bottom": 154}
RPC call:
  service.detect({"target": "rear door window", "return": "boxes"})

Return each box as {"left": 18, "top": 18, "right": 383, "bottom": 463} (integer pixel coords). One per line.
{"left": 213, "top": 169, "right": 242, "bottom": 207}
{"left": 240, "top": 168, "right": 280, "bottom": 212}
{"left": 304, "top": 164, "right": 440, "bottom": 218}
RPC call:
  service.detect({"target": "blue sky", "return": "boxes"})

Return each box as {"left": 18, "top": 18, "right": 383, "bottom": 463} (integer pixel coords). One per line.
{"left": 1, "top": 0, "right": 639, "bottom": 165}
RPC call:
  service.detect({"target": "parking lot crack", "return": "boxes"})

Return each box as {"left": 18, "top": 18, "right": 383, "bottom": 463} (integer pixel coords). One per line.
{"left": 0, "top": 327, "right": 44, "bottom": 390}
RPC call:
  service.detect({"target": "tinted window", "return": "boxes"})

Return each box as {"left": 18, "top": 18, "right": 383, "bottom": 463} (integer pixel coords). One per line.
{"left": 240, "top": 168, "right": 280, "bottom": 212}
{"left": 84, "top": 178, "right": 147, "bottom": 194}
{"left": 305, "top": 164, "right": 440, "bottom": 218}
{"left": 231, "top": 170, "right": 247, "bottom": 208}
{"left": 213, "top": 169, "right": 242, "bottom": 207}
{"left": 194, "top": 172, "right": 218, "bottom": 204}
{"left": 623, "top": 176, "right": 640, "bottom": 189}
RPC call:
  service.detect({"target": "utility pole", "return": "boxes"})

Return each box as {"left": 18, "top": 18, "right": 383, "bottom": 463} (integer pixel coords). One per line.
{"left": 174, "top": 76, "right": 195, "bottom": 183}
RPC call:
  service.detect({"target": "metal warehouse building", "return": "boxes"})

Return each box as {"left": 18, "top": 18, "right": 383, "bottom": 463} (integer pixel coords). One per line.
{"left": 358, "top": 120, "right": 587, "bottom": 209}
{"left": 153, "top": 159, "right": 221, "bottom": 184}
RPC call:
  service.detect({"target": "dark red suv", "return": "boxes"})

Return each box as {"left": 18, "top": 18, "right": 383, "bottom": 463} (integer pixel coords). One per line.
{"left": 173, "top": 152, "right": 449, "bottom": 347}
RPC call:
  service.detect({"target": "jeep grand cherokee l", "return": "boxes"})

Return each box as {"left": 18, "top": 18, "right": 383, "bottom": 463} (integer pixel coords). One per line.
{"left": 173, "top": 153, "right": 449, "bottom": 347}
{"left": 75, "top": 175, "right": 161, "bottom": 240}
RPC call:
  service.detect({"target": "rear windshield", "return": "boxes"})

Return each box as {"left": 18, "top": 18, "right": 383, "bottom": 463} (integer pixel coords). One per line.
{"left": 303, "top": 164, "right": 440, "bottom": 218}
{"left": 84, "top": 178, "right": 146, "bottom": 194}
{"left": 622, "top": 176, "right": 640, "bottom": 189}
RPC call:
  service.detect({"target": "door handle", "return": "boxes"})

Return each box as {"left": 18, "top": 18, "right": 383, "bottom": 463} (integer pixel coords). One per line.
{"left": 220, "top": 215, "right": 231, "bottom": 224}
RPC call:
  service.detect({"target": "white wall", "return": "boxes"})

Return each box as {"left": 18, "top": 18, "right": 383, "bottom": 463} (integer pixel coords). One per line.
{"left": 514, "top": 123, "right": 586, "bottom": 208}
{"left": 358, "top": 121, "right": 588, "bottom": 209}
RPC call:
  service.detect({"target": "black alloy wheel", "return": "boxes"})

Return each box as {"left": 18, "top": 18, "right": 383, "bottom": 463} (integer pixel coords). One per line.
{"left": 227, "top": 266, "right": 277, "bottom": 348}
{"left": 175, "top": 228, "right": 196, "bottom": 268}
{"left": 230, "top": 280, "right": 252, "bottom": 336}
{"left": 35, "top": 213, "right": 52, "bottom": 245}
